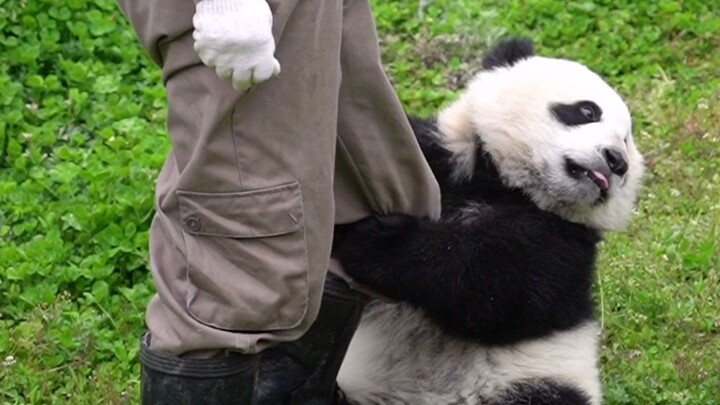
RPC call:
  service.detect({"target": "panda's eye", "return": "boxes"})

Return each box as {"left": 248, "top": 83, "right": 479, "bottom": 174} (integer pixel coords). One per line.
{"left": 551, "top": 100, "right": 603, "bottom": 126}
{"left": 579, "top": 103, "right": 600, "bottom": 121}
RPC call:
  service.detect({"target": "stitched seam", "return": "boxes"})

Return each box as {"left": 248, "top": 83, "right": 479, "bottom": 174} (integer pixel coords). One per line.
{"left": 230, "top": 101, "right": 245, "bottom": 190}
{"left": 176, "top": 182, "right": 299, "bottom": 198}
{"left": 335, "top": 136, "right": 383, "bottom": 212}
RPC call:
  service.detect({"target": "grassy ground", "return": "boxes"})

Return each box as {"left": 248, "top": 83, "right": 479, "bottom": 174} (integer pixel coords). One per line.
{"left": 1, "top": 0, "right": 718, "bottom": 403}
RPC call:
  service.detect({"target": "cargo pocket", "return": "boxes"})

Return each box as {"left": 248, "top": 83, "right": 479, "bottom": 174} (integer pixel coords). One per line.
{"left": 177, "top": 182, "right": 309, "bottom": 332}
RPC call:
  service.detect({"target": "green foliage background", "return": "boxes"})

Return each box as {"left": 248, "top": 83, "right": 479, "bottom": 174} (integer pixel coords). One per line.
{"left": 1, "top": 0, "right": 718, "bottom": 403}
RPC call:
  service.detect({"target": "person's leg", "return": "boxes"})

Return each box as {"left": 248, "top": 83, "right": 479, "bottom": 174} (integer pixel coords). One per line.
{"left": 143, "top": 0, "right": 344, "bottom": 359}
{"left": 117, "top": 0, "right": 347, "bottom": 403}
{"left": 255, "top": 0, "right": 443, "bottom": 403}
{"left": 117, "top": 0, "right": 441, "bottom": 401}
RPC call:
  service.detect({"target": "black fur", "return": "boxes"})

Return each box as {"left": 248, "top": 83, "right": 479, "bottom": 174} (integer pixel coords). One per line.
{"left": 481, "top": 38, "right": 535, "bottom": 70}
{"left": 490, "top": 380, "right": 592, "bottom": 405}
{"left": 332, "top": 118, "right": 600, "bottom": 346}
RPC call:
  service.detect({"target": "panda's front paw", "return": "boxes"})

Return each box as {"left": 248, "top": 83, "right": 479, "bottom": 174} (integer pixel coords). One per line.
{"left": 332, "top": 214, "right": 422, "bottom": 283}
{"left": 352, "top": 213, "right": 419, "bottom": 236}
{"left": 334, "top": 214, "right": 420, "bottom": 249}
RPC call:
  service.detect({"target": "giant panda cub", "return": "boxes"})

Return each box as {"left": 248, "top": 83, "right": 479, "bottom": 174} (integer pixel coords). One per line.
{"left": 332, "top": 38, "right": 645, "bottom": 405}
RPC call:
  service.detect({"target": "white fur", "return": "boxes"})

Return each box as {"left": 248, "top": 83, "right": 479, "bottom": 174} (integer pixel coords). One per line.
{"left": 338, "top": 303, "right": 601, "bottom": 405}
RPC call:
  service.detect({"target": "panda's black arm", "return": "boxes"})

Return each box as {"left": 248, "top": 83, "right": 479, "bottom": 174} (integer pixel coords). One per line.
{"left": 332, "top": 212, "right": 600, "bottom": 345}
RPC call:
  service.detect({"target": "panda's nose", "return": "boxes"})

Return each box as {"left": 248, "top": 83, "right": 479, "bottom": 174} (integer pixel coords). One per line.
{"left": 603, "top": 147, "right": 628, "bottom": 176}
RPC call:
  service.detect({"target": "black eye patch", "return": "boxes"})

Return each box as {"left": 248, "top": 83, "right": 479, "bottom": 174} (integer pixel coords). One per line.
{"left": 551, "top": 101, "right": 603, "bottom": 126}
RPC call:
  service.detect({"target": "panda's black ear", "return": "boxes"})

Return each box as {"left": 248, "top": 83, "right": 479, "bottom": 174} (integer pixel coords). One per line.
{"left": 482, "top": 38, "right": 536, "bottom": 70}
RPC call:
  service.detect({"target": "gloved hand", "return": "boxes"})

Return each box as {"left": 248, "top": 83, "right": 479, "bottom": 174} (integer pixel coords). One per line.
{"left": 192, "top": 0, "right": 281, "bottom": 92}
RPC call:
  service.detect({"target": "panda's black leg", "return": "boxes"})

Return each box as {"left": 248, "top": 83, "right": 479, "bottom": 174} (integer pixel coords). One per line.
{"left": 491, "top": 382, "right": 592, "bottom": 405}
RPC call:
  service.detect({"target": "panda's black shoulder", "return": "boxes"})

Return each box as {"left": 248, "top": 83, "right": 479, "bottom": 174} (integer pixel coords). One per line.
{"left": 407, "top": 115, "right": 529, "bottom": 209}
{"left": 408, "top": 116, "right": 442, "bottom": 153}
{"left": 408, "top": 116, "right": 438, "bottom": 137}
{"left": 408, "top": 116, "right": 458, "bottom": 188}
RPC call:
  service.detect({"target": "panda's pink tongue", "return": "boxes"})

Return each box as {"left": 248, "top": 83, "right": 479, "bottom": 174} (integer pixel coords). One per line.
{"left": 586, "top": 170, "right": 609, "bottom": 190}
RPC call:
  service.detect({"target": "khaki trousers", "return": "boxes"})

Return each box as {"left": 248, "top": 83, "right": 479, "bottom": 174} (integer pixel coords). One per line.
{"left": 117, "top": 0, "right": 440, "bottom": 356}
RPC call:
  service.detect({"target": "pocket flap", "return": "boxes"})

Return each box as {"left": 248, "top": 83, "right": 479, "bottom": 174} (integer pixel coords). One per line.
{"left": 177, "top": 182, "right": 304, "bottom": 238}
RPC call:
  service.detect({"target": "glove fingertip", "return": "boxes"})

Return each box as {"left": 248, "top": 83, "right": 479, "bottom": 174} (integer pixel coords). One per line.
{"left": 215, "top": 66, "right": 233, "bottom": 80}
{"left": 273, "top": 59, "right": 281, "bottom": 75}
{"left": 199, "top": 55, "right": 217, "bottom": 68}
{"left": 232, "top": 79, "right": 251, "bottom": 93}
{"left": 235, "top": 86, "right": 250, "bottom": 94}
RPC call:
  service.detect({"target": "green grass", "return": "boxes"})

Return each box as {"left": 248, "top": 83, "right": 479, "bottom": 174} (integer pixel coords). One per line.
{"left": 1, "top": 0, "right": 718, "bottom": 403}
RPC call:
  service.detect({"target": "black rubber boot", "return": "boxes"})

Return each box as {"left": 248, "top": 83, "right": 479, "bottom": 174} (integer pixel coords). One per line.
{"left": 140, "top": 332, "right": 260, "bottom": 405}
{"left": 256, "top": 274, "right": 369, "bottom": 405}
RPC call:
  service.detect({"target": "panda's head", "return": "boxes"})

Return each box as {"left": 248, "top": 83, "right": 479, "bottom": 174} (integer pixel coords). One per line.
{"left": 437, "top": 38, "right": 645, "bottom": 231}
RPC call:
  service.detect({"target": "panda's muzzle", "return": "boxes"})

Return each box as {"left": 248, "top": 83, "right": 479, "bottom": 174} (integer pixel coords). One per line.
{"left": 602, "top": 147, "right": 629, "bottom": 177}
{"left": 564, "top": 158, "right": 612, "bottom": 191}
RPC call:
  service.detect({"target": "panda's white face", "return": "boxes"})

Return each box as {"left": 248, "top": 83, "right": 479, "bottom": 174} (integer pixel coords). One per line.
{"left": 438, "top": 54, "right": 644, "bottom": 231}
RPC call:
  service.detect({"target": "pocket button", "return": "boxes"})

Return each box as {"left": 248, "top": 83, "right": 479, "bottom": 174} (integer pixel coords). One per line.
{"left": 185, "top": 216, "right": 202, "bottom": 232}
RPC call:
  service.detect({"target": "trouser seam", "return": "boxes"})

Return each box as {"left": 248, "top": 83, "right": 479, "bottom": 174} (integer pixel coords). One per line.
{"left": 336, "top": 135, "right": 383, "bottom": 214}
{"left": 229, "top": 98, "right": 245, "bottom": 190}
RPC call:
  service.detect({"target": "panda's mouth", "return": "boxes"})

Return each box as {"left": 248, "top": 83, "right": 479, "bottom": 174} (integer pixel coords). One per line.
{"left": 564, "top": 158, "right": 610, "bottom": 191}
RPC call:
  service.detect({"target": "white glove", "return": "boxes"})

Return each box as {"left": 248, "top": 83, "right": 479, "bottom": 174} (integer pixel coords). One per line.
{"left": 192, "top": 0, "right": 281, "bottom": 92}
